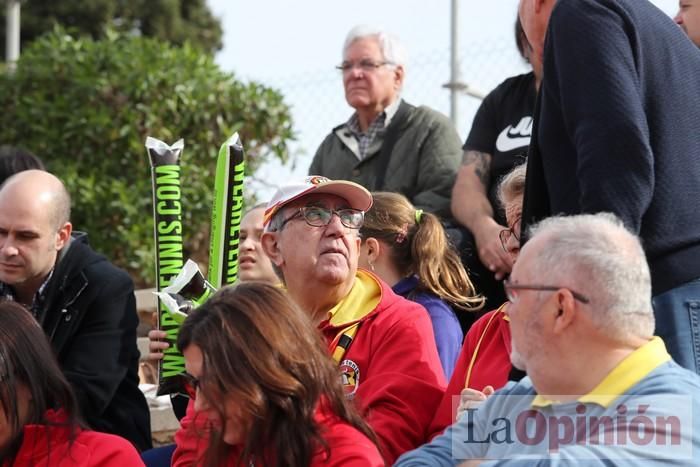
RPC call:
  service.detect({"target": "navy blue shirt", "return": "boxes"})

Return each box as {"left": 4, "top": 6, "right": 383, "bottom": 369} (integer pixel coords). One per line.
{"left": 522, "top": 0, "right": 700, "bottom": 294}
{"left": 393, "top": 276, "right": 463, "bottom": 379}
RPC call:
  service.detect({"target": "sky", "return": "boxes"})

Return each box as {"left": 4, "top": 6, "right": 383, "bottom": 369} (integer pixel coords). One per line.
{"left": 206, "top": 0, "right": 679, "bottom": 199}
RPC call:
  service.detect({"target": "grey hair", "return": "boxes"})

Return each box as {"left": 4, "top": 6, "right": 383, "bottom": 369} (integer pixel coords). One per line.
{"left": 497, "top": 162, "right": 527, "bottom": 209}
{"left": 527, "top": 213, "right": 655, "bottom": 340}
{"left": 342, "top": 25, "right": 408, "bottom": 69}
{"left": 265, "top": 208, "right": 287, "bottom": 233}
{"left": 262, "top": 208, "right": 287, "bottom": 283}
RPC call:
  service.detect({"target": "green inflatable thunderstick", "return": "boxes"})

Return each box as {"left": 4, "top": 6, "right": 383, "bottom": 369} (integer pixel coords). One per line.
{"left": 146, "top": 136, "right": 186, "bottom": 396}
{"left": 208, "top": 133, "right": 245, "bottom": 288}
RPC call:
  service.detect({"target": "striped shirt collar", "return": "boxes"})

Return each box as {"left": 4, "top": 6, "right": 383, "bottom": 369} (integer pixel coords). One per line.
{"left": 346, "top": 98, "right": 402, "bottom": 160}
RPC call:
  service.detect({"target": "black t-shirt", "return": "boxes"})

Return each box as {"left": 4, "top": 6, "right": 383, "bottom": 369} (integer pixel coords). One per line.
{"left": 463, "top": 72, "right": 536, "bottom": 224}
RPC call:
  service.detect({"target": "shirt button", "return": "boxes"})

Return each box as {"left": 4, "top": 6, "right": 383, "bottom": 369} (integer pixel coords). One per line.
{"left": 352, "top": 169, "right": 360, "bottom": 177}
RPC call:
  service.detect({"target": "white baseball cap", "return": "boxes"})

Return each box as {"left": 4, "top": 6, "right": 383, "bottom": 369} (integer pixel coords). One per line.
{"left": 263, "top": 176, "right": 372, "bottom": 227}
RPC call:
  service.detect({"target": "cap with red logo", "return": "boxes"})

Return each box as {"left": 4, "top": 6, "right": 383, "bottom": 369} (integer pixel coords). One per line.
{"left": 263, "top": 176, "right": 373, "bottom": 227}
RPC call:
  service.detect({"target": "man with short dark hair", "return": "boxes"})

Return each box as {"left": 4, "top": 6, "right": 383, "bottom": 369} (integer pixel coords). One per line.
{"left": 519, "top": 0, "right": 700, "bottom": 374}
{"left": 0, "top": 170, "right": 151, "bottom": 450}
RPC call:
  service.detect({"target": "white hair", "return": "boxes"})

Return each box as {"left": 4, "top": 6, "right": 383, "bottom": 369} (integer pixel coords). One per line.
{"left": 497, "top": 163, "right": 527, "bottom": 208}
{"left": 342, "top": 25, "right": 408, "bottom": 69}
{"left": 527, "top": 213, "right": 655, "bottom": 340}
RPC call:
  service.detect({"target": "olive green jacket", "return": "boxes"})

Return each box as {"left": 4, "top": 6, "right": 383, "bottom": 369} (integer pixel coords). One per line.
{"left": 308, "top": 100, "right": 462, "bottom": 218}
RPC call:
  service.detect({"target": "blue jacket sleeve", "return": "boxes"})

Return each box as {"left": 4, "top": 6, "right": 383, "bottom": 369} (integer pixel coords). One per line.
{"left": 394, "top": 404, "right": 491, "bottom": 466}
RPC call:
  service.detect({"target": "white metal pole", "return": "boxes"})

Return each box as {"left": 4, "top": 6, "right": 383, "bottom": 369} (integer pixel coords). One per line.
{"left": 449, "top": 0, "right": 459, "bottom": 124}
{"left": 6, "top": 0, "right": 21, "bottom": 71}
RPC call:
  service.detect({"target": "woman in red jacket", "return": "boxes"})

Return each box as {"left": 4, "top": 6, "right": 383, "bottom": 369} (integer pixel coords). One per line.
{"left": 0, "top": 301, "right": 143, "bottom": 466}
{"left": 428, "top": 163, "right": 526, "bottom": 438}
{"left": 172, "top": 282, "right": 384, "bottom": 466}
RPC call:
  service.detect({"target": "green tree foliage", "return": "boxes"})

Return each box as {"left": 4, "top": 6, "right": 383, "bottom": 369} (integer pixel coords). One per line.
{"left": 0, "top": 29, "right": 294, "bottom": 285}
{"left": 1, "top": 0, "right": 223, "bottom": 53}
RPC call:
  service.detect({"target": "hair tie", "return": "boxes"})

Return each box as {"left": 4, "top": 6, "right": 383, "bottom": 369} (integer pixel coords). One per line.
{"left": 414, "top": 209, "right": 423, "bottom": 224}
{"left": 395, "top": 223, "right": 409, "bottom": 244}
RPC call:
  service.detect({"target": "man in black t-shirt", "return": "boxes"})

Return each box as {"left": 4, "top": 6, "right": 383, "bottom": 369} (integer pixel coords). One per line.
{"left": 461, "top": 73, "right": 535, "bottom": 228}
{"left": 450, "top": 18, "right": 540, "bottom": 309}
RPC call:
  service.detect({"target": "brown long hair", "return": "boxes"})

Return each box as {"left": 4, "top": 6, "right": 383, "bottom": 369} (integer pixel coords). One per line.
{"left": 176, "top": 282, "right": 377, "bottom": 466}
{"left": 0, "top": 301, "right": 83, "bottom": 462}
{"left": 361, "top": 192, "right": 484, "bottom": 311}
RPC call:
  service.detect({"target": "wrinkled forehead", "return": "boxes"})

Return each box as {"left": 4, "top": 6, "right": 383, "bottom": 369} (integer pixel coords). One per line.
{"left": 284, "top": 193, "right": 352, "bottom": 211}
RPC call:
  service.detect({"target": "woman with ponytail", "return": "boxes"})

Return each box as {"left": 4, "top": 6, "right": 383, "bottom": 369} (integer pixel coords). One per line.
{"left": 427, "top": 163, "right": 527, "bottom": 439}
{"left": 359, "top": 192, "right": 484, "bottom": 379}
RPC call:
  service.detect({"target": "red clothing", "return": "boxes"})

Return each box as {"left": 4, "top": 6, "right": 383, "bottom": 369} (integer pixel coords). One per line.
{"left": 319, "top": 272, "right": 446, "bottom": 463}
{"left": 172, "top": 400, "right": 384, "bottom": 466}
{"left": 5, "top": 410, "right": 144, "bottom": 467}
{"left": 173, "top": 271, "right": 445, "bottom": 465}
{"left": 427, "top": 305, "right": 512, "bottom": 438}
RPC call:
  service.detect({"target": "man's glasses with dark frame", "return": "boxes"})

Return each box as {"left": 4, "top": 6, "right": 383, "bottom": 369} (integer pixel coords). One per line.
{"left": 280, "top": 206, "right": 364, "bottom": 230}
{"left": 503, "top": 279, "right": 590, "bottom": 304}
{"left": 499, "top": 218, "right": 521, "bottom": 253}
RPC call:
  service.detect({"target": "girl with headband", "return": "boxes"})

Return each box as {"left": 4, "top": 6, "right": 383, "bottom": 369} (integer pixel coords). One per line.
{"left": 359, "top": 192, "right": 484, "bottom": 379}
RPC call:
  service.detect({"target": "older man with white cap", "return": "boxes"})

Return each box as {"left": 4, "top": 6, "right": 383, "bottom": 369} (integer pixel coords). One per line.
{"left": 261, "top": 175, "right": 446, "bottom": 464}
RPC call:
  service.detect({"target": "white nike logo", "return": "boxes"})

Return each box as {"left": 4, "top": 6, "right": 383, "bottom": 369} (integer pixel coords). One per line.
{"left": 495, "top": 116, "right": 533, "bottom": 153}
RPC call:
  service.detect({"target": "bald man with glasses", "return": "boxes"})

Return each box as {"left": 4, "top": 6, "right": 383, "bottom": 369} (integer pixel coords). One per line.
{"left": 398, "top": 213, "right": 700, "bottom": 466}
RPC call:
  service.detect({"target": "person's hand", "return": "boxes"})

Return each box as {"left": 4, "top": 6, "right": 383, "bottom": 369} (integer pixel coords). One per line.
{"left": 458, "top": 460, "right": 486, "bottom": 467}
{"left": 147, "top": 329, "right": 169, "bottom": 361}
{"left": 473, "top": 219, "right": 513, "bottom": 280}
{"left": 456, "top": 385, "right": 495, "bottom": 419}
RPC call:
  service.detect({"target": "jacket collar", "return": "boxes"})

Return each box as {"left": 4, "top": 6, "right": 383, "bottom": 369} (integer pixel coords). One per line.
{"left": 12, "top": 409, "right": 81, "bottom": 463}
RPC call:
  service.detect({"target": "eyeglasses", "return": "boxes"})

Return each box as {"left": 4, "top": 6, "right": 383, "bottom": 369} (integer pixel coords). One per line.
{"left": 503, "top": 279, "right": 590, "bottom": 304}
{"left": 335, "top": 59, "right": 394, "bottom": 73}
{"left": 499, "top": 218, "right": 521, "bottom": 253}
{"left": 280, "top": 206, "right": 364, "bottom": 230}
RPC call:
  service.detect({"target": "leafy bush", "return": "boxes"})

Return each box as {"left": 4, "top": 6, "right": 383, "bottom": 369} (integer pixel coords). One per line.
{"left": 0, "top": 0, "right": 223, "bottom": 54}
{"left": 0, "top": 29, "right": 294, "bottom": 286}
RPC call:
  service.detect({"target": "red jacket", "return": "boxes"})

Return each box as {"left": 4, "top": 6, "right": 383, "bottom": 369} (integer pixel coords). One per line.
{"left": 427, "top": 305, "right": 512, "bottom": 438}
{"left": 4, "top": 410, "right": 144, "bottom": 466}
{"left": 173, "top": 272, "right": 445, "bottom": 465}
{"left": 318, "top": 271, "right": 446, "bottom": 463}
{"left": 172, "top": 400, "right": 384, "bottom": 466}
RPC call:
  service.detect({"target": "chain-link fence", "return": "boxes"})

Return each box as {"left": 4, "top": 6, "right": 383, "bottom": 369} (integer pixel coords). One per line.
{"left": 248, "top": 35, "right": 530, "bottom": 200}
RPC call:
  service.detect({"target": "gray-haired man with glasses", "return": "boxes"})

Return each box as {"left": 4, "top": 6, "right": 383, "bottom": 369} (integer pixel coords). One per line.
{"left": 308, "top": 25, "right": 462, "bottom": 219}
{"left": 261, "top": 176, "right": 447, "bottom": 464}
{"left": 397, "top": 212, "right": 700, "bottom": 466}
